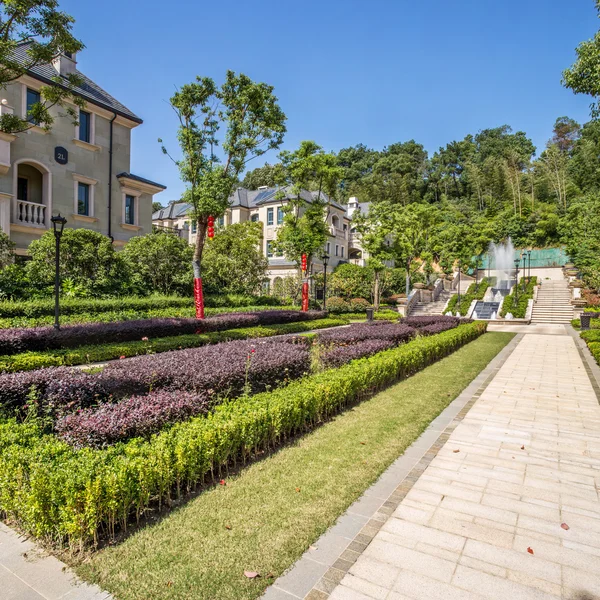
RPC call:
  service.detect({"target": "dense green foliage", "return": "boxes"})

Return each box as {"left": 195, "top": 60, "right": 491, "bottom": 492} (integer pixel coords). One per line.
{"left": 446, "top": 278, "right": 494, "bottom": 316}
{"left": 0, "top": 322, "right": 485, "bottom": 546}
{"left": 500, "top": 276, "right": 538, "bottom": 318}
{"left": 581, "top": 328, "right": 600, "bottom": 365}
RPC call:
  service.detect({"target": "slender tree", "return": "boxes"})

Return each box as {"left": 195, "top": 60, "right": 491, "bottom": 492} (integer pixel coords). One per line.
{"left": 161, "top": 72, "right": 286, "bottom": 317}
{"left": 0, "top": 0, "right": 85, "bottom": 133}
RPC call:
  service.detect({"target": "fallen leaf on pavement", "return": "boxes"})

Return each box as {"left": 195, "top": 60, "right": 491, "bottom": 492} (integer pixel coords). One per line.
{"left": 521, "top": 445, "right": 525, "bottom": 450}
{"left": 453, "top": 449, "right": 460, "bottom": 453}
{"left": 527, "top": 547, "right": 534, "bottom": 555}
{"left": 561, "top": 523, "right": 570, "bottom": 530}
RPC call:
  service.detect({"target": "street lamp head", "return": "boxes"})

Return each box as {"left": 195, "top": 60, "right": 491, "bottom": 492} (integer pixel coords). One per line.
{"left": 514, "top": 258, "right": 520, "bottom": 268}
{"left": 51, "top": 213, "right": 67, "bottom": 237}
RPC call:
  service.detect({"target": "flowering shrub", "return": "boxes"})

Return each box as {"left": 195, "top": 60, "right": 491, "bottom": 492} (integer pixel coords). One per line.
{"left": 320, "top": 338, "right": 396, "bottom": 368}
{"left": 318, "top": 321, "right": 416, "bottom": 345}
{"left": 0, "top": 339, "right": 310, "bottom": 417}
{"left": 56, "top": 391, "right": 210, "bottom": 448}
{"left": 0, "top": 310, "right": 326, "bottom": 356}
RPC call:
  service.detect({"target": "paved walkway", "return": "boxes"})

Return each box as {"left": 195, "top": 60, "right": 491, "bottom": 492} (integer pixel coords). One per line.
{"left": 323, "top": 333, "right": 600, "bottom": 600}
{"left": 0, "top": 523, "right": 110, "bottom": 599}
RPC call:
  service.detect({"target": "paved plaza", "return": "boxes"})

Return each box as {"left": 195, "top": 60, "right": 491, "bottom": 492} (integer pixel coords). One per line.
{"left": 268, "top": 330, "right": 600, "bottom": 600}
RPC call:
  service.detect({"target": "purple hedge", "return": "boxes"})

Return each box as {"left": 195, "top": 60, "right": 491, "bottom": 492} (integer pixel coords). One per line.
{"left": 0, "top": 310, "right": 327, "bottom": 356}
{"left": 56, "top": 391, "right": 210, "bottom": 448}
{"left": 418, "top": 321, "right": 460, "bottom": 335}
{"left": 0, "top": 339, "right": 310, "bottom": 417}
{"left": 320, "top": 339, "right": 396, "bottom": 368}
{"left": 317, "top": 322, "right": 416, "bottom": 345}
{"left": 402, "top": 315, "right": 464, "bottom": 328}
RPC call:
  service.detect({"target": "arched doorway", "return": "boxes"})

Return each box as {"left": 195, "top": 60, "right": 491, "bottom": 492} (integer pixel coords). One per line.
{"left": 12, "top": 159, "right": 52, "bottom": 229}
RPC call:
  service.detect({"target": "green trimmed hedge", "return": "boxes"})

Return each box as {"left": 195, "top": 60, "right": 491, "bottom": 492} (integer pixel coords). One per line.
{"left": 0, "top": 294, "right": 282, "bottom": 319}
{"left": 0, "top": 318, "right": 347, "bottom": 373}
{"left": 445, "top": 278, "right": 494, "bottom": 316}
{"left": 0, "top": 305, "right": 300, "bottom": 329}
{"left": 343, "top": 310, "right": 399, "bottom": 321}
{"left": 500, "top": 277, "right": 538, "bottom": 318}
{"left": 581, "top": 329, "right": 600, "bottom": 365}
{"left": 0, "top": 321, "right": 486, "bottom": 546}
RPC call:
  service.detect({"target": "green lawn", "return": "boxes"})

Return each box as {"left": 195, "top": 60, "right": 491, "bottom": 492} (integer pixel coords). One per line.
{"left": 75, "top": 332, "right": 514, "bottom": 600}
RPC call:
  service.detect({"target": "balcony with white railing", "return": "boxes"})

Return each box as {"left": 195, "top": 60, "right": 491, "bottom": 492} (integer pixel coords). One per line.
{"left": 15, "top": 200, "right": 46, "bottom": 227}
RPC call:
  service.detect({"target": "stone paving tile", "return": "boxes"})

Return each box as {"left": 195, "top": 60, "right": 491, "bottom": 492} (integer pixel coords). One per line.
{"left": 319, "top": 333, "right": 600, "bottom": 599}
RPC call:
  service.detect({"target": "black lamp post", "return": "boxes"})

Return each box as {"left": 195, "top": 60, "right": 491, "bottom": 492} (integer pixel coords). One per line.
{"left": 513, "top": 258, "right": 520, "bottom": 308}
{"left": 320, "top": 250, "right": 329, "bottom": 309}
{"left": 527, "top": 249, "right": 532, "bottom": 280}
{"left": 51, "top": 213, "right": 67, "bottom": 330}
{"left": 521, "top": 253, "right": 527, "bottom": 293}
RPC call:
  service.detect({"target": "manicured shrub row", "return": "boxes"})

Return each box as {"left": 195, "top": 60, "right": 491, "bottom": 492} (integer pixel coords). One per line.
{"left": 0, "top": 294, "right": 282, "bottom": 319}
{"left": 0, "top": 317, "right": 346, "bottom": 373}
{"left": 0, "top": 305, "right": 300, "bottom": 329}
{"left": 580, "top": 330, "right": 600, "bottom": 365}
{"left": 0, "top": 310, "right": 327, "bottom": 356}
{"left": 402, "top": 315, "right": 464, "bottom": 328}
{"left": 56, "top": 391, "right": 211, "bottom": 448}
{"left": 445, "top": 278, "right": 494, "bottom": 316}
{"left": 325, "top": 296, "right": 373, "bottom": 314}
{"left": 318, "top": 321, "right": 416, "bottom": 345}
{"left": 320, "top": 338, "right": 396, "bottom": 368}
{"left": 0, "top": 339, "right": 311, "bottom": 418}
{"left": 0, "top": 322, "right": 487, "bottom": 545}
{"left": 418, "top": 321, "right": 461, "bottom": 335}
{"left": 500, "top": 277, "right": 538, "bottom": 318}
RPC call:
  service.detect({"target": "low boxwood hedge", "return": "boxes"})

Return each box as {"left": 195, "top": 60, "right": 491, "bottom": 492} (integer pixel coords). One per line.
{"left": 581, "top": 329, "right": 600, "bottom": 365}
{"left": 0, "top": 318, "right": 346, "bottom": 373}
{"left": 0, "top": 321, "right": 486, "bottom": 546}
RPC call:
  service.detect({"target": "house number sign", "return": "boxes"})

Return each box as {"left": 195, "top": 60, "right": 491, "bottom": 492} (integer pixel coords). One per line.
{"left": 54, "top": 146, "right": 68, "bottom": 165}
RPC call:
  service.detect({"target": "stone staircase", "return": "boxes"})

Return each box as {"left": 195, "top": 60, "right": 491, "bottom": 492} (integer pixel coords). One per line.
{"left": 409, "top": 290, "right": 455, "bottom": 316}
{"left": 530, "top": 280, "right": 574, "bottom": 324}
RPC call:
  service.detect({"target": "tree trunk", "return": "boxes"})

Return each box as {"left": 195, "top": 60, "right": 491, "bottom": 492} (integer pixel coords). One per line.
{"left": 405, "top": 259, "right": 411, "bottom": 297}
{"left": 374, "top": 271, "right": 380, "bottom": 311}
{"left": 193, "top": 218, "right": 207, "bottom": 319}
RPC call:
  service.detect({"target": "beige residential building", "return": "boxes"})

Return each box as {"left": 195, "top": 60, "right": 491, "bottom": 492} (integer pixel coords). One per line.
{"left": 153, "top": 186, "right": 368, "bottom": 288}
{"left": 0, "top": 43, "right": 165, "bottom": 254}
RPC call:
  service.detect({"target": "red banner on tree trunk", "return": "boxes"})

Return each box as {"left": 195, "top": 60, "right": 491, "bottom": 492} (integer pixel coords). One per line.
{"left": 301, "top": 281, "right": 309, "bottom": 312}
{"left": 194, "top": 277, "right": 205, "bottom": 319}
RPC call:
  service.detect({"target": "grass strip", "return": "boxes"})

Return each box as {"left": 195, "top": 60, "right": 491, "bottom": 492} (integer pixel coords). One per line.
{"left": 0, "top": 318, "right": 347, "bottom": 373}
{"left": 76, "top": 331, "right": 514, "bottom": 600}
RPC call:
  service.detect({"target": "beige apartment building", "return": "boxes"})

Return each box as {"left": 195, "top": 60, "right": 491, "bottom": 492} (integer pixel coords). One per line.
{"left": 153, "top": 187, "right": 373, "bottom": 288}
{"left": 0, "top": 43, "right": 165, "bottom": 254}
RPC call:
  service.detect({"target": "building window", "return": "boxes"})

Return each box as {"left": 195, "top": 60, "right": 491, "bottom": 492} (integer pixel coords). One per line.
{"left": 277, "top": 206, "right": 284, "bottom": 225}
{"left": 335, "top": 244, "right": 339, "bottom": 257}
{"left": 17, "top": 177, "right": 28, "bottom": 201}
{"left": 79, "top": 110, "right": 91, "bottom": 143}
{"left": 326, "top": 242, "right": 330, "bottom": 254}
{"left": 251, "top": 214, "right": 259, "bottom": 222}
{"left": 217, "top": 216, "right": 224, "bottom": 227}
{"left": 266, "top": 240, "right": 274, "bottom": 257}
{"left": 26, "top": 88, "right": 41, "bottom": 124}
{"left": 267, "top": 207, "right": 274, "bottom": 226}
{"left": 77, "top": 182, "right": 90, "bottom": 216}
{"left": 341, "top": 246, "right": 344, "bottom": 258}
{"left": 191, "top": 221, "right": 197, "bottom": 233}
{"left": 125, "top": 194, "right": 135, "bottom": 225}
{"left": 343, "top": 223, "right": 347, "bottom": 231}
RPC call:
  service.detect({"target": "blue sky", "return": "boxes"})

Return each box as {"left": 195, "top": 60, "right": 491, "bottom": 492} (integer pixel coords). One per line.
{"left": 59, "top": 0, "right": 598, "bottom": 204}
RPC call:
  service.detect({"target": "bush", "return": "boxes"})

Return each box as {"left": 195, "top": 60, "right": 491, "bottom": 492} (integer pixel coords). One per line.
{"left": 0, "top": 310, "right": 327, "bottom": 356}
{"left": 318, "top": 322, "right": 416, "bottom": 345}
{"left": 445, "top": 278, "right": 494, "bottom": 316}
{"left": 500, "top": 277, "right": 538, "bottom": 318}
{"left": 320, "top": 339, "right": 396, "bottom": 368}
{"left": 0, "top": 338, "right": 311, "bottom": 420}
{"left": 121, "top": 234, "right": 194, "bottom": 296}
{"left": 0, "top": 322, "right": 487, "bottom": 546}
{"left": 329, "top": 263, "right": 373, "bottom": 301}
{"left": 26, "top": 229, "right": 130, "bottom": 298}
{"left": 325, "top": 297, "right": 352, "bottom": 313}
{"left": 0, "top": 318, "right": 347, "bottom": 373}
{"left": 350, "top": 298, "right": 370, "bottom": 311}
{"left": 402, "top": 315, "right": 464, "bottom": 328}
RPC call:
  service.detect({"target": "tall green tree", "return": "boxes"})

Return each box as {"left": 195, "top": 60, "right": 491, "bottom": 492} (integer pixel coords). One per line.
{"left": 241, "top": 162, "right": 285, "bottom": 189}
{"left": 161, "top": 71, "right": 286, "bottom": 316}
{"left": 274, "top": 141, "right": 342, "bottom": 274}
{"left": 0, "top": 0, "right": 85, "bottom": 133}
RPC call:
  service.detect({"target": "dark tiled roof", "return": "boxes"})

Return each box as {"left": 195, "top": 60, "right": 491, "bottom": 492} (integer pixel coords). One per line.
{"left": 229, "top": 186, "right": 347, "bottom": 211}
{"left": 117, "top": 172, "right": 166, "bottom": 190}
{"left": 152, "top": 202, "right": 191, "bottom": 220}
{"left": 12, "top": 42, "right": 142, "bottom": 123}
